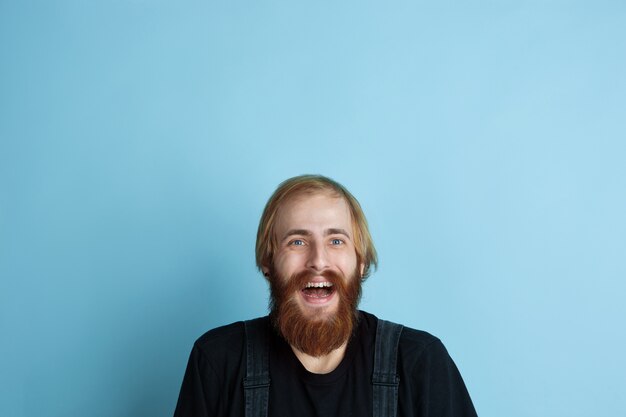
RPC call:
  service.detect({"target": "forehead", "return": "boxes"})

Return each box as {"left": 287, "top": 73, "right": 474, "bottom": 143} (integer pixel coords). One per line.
{"left": 274, "top": 192, "right": 353, "bottom": 235}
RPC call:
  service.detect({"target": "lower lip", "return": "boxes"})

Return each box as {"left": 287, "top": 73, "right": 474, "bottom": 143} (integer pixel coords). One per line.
{"left": 300, "top": 289, "right": 336, "bottom": 305}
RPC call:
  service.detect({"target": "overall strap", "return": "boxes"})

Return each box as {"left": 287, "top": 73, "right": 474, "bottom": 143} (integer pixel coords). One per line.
{"left": 243, "top": 318, "right": 271, "bottom": 417}
{"left": 372, "top": 319, "right": 404, "bottom": 417}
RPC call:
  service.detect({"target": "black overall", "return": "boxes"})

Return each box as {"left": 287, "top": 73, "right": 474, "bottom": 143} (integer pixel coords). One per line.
{"left": 242, "top": 318, "right": 404, "bottom": 417}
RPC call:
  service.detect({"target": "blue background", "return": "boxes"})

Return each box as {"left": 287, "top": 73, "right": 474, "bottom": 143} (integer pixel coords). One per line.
{"left": 1, "top": 1, "right": 625, "bottom": 416}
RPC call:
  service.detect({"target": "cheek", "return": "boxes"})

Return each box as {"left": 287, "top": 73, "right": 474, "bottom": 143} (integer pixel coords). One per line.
{"left": 328, "top": 253, "right": 356, "bottom": 272}
{"left": 274, "top": 251, "right": 303, "bottom": 273}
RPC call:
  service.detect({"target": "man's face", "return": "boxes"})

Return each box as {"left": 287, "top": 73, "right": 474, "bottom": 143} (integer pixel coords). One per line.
{"left": 268, "top": 192, "right": 362, "bottom": 319}
{"left": 264, "top": 192, "right": 364, "bottom": 356}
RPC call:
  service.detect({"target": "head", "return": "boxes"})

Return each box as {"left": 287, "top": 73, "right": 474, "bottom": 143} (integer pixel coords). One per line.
{"left": 255, "top": 175, "right": 377, "bottom": 356}
{"left": 256, "top": 175, "right": 377, "bottom": 280}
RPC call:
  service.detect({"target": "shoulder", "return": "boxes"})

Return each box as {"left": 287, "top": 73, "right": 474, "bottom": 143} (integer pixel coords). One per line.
{"left": 360, "top": 311, "right": 447, "bottom": 362}
{"left": 357, "top": 312, "right": 478, "bottom": 415}
{"left": 399, "top": 325, "right": 442, "bottom": 357}
{"left": 192, "top": 316, "right": 269, "bottom": 367}
{"left": 360, "top": 311, "right": 440, "bottom": 346}
{"left": 393, "top": 323, "right": 462, "bottom": 383}
{"left": 195, "top": 320, "right": 242, "bottom": 349}
{"left": 175, "top": 319, "right": 269, "bottom": 417}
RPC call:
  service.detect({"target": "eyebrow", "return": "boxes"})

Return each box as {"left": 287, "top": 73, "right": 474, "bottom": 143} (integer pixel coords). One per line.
{"left": 325, "top": 228, "right": 351, "bottom": 239}
{"left": 281, "top": 228, "right": 351, "bottom": 241}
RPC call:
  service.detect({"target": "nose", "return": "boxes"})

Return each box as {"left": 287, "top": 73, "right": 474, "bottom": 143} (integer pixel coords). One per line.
{"left": 305, "top": 241, "right": 330, "bottom": 272}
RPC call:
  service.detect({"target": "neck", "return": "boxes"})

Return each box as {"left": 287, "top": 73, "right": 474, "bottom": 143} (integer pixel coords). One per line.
{"left": 291, "top": 342, "right": 348, "bottom": 374}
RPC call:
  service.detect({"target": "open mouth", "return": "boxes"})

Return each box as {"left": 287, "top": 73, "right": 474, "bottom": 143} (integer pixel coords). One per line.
{"left": 301, "top": 281, "right": 335, "bottom": 300}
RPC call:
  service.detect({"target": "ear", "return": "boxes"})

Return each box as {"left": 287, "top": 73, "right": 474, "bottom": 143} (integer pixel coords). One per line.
{"left": 359, "top": 263, "right": 365, "bottom": 278}
{"left": 261, "top": 265, "right": 271, "bottom": 279}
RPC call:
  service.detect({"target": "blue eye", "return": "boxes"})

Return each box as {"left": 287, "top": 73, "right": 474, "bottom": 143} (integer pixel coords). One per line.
{"left": 290, "top": 239, "right": 304, "bottom": 246}
{"left": 331, "top": 239, "right": 343, "bottom": 245}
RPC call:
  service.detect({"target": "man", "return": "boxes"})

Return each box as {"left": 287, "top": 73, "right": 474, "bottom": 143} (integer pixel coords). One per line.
{"left": 174, "top": 175, "right": 477, "bottom": 417}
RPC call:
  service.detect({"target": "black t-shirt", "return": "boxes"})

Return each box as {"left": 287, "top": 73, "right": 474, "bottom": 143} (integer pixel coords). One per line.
{"left": 174, "top": 311, "right": 477, "bottom": 417}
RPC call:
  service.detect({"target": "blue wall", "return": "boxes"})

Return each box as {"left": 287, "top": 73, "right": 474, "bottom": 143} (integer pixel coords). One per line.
{"left": 1, "top": 1, "right": 625, "bottom": 416}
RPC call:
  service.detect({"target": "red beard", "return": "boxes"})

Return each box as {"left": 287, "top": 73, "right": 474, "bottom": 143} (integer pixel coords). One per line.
{"left": 269, "top": 268, "right": 362, "bottom": 357}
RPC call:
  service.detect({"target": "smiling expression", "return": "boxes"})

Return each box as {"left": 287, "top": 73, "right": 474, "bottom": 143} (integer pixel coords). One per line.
{"left": 265, "top": 192, "right": 363, "bottom": 318}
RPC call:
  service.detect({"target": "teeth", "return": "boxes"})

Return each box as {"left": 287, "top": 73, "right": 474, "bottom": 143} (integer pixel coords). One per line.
{"left": 304, "top": 282, "right": 333, "bottom": 288}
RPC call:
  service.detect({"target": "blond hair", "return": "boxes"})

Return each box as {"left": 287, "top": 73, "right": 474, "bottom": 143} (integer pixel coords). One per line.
{"left": 256, "top": 175, "right": 377, "bottom": 279}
